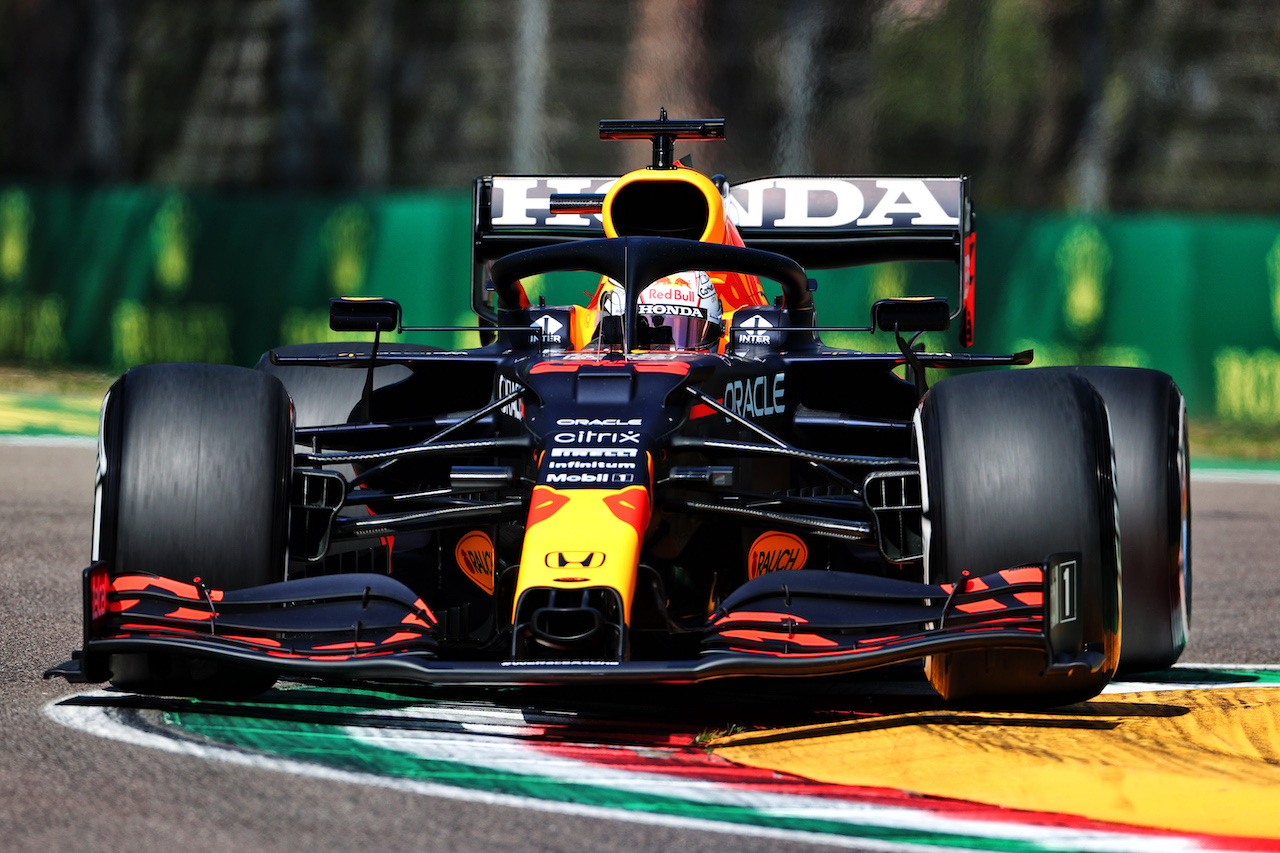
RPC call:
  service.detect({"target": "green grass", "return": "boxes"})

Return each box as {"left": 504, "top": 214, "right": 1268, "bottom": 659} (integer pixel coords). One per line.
{"left": 693, "top": 724, "right": 748, "bottom": 749}
{"left": 1189, "top": 419, "right": 1280, "bottom": 463}
{"left": 0, "top": 365, "right": 116, "bottom": 397}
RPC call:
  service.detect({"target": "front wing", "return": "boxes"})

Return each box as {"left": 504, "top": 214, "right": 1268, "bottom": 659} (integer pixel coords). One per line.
{"left": 47, "top": 555, "right": 1102, "bottom": 687}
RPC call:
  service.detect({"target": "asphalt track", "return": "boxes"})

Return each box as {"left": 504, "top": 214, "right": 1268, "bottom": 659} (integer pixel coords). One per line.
{"left": 3, "top": 441, "right": 1280, "bottom": 853}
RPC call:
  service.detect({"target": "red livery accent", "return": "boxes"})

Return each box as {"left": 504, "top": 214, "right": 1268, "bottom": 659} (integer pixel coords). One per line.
{"left": 113, "top": 574, "right": 225, "bottom": 602}
{"left": 381, "top": 632, "right": 426, "bottom": 645}
{"left": 221, "top": 635, "right": 283, "bottom": 647}
{"left": 602, "top": 489, "right": 651, "bottom": 534}
{"left": 163, "top": 607, "right": 214, "bottom": 621}
{"left": 961, "top": 230, "right": 976, "bottom": 347}
{"left": 727, "top": 645, "right": 876, "bottom": 659}
{"left": 999, "top": 567, "right": 1042, "bottom": 585}
{"left": 953, "top": 599, "right": 1005, "bottom": 614}
{"left": 88, "top": 565, "right": 110, "bottom": 633}
{"left": 633, "top": 362, "right": 690, "bottom": 375}
{"left": 529, "top": 362, "right": 582, "bottom": 374}
{"left": 719, "top": 629, "right": 840, "bottom": 648}
{"left": 526, "top": 487, "right": 571, "bottom": 528}
{"left": 715, "top": 611, "right": 811, "bottom": 626}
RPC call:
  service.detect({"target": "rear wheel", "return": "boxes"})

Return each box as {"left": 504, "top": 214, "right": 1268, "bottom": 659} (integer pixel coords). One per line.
{"left": 96, "top": 363, "right": 292, "bottom": 697}
{"left": 919, "top": 369, "right": 1121, "bottom": 707}
{"left": 1054, "top": 367, "right": 1190, "bottom": 673}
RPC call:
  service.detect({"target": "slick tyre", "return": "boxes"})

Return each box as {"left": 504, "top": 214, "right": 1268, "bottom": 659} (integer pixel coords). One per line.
{"left": 1052, "top": 367, "right": 1190, "bottom": 673}
{"left": 919, "top": 369, "right": 1122, "bottom": 707}
{"left": 96, "top": 363, "right": 292, "bottom": 697}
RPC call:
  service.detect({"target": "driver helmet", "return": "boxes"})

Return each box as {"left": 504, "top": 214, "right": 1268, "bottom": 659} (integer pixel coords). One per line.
{"left": 599, "top": 270, "right": 722, "bottom": 349}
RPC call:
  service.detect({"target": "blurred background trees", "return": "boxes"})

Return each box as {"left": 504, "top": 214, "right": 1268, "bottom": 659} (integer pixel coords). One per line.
{"left": 4, "top": 0, "right": 1280, "bottom": 211}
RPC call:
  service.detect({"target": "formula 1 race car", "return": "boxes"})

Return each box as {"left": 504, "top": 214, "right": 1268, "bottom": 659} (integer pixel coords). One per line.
{"left": 49, "top": 115, "right": 1190, "bottom": 707}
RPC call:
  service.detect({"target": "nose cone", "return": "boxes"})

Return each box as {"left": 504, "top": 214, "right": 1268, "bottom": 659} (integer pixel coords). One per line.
{"left": 515, "top": 485, "right": 652, "bottom": 625}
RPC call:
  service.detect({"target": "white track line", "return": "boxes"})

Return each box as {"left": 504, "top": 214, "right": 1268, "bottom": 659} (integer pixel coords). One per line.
{"left": 1191, "top": 468, "right": 1280, "bottom": 485}
{"left": 0, "top": 434, "right": 96, "bottom": 447}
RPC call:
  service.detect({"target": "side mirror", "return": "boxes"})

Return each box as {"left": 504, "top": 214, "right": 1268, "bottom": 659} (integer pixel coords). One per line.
{"left": 872, "top": 297, "right": 950, "bottom": 333}
{"left": 330, "top": 297, "right": 401, "bottom": 332}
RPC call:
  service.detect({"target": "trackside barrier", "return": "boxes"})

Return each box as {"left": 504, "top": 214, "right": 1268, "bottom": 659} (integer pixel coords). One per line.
{"left": 0, "top": 184, "right": 473, "bottom": 371}
{"left": 3, "top": 183, "right": 1280, "bottom": 423}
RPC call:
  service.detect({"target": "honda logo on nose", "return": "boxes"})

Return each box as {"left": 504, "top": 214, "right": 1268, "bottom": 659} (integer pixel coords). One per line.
{"left": 545, "top": 552, "right": 605, "bottom": 568}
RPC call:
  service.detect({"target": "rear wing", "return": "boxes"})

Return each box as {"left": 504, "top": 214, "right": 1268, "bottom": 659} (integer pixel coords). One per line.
{"left": 472, "top": 174, "right": 975, "bottom": 345}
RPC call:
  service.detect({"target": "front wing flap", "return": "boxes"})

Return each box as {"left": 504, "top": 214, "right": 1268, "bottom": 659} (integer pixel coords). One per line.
{"left": 49, "top": 556, "right": 1097, "bottom": 687}
{"left": 706, "top": 564, "right": 1045, "bottom": 656}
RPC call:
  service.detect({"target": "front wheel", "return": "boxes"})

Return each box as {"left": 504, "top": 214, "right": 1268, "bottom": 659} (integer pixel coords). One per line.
{"left": 1053, "top": 367, "right": 1190, "bottom": 673}
{"left": 96, "top": 363, "right": 292, "bottom": 697}
{"left": 918, "top": 369, "right": 1121, "bottom": 707}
